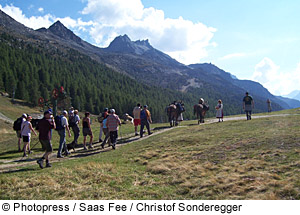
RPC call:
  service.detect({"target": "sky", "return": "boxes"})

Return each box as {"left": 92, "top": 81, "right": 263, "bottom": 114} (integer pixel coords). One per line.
{"left": 0, "top": 0, "right": 300, "bottom": 96}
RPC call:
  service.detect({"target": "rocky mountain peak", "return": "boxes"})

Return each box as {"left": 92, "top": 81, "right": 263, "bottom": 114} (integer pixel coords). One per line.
{"left": 47, "top": 20, "right": 82, "bottom": 43}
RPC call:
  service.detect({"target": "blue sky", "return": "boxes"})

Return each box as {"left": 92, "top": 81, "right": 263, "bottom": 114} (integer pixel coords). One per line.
{"left": 1, "top": 0, "right": 300, "bottom": 96}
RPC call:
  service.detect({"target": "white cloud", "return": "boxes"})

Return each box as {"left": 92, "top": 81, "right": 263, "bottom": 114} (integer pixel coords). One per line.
{"left": 38, "top": 7, "right": 44, "bottom": 13}
{"left": 252, "top": 58, "right": 300, "bottom": 95}
{"left": 220, "top": 53, "right": 246, "bottom": 60}
{"left": 0, "top": 4, "right": 54, "bottom": 29}
{"left": 81, "top": 0, "right": 217, "bottom": 64}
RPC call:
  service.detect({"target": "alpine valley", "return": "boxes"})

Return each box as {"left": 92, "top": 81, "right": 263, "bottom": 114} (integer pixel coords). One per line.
{"left": 0, "top": 9, "right": 299, "bottom": 121}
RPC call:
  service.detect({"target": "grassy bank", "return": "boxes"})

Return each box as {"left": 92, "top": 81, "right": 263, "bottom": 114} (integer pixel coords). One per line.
{"left": 0, "top": 108, "right": 299, "bottom": 199}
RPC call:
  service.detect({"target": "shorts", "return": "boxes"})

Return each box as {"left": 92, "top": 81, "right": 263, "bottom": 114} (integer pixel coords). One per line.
{"left": 40, "top": 139, "right": 53, "bottom": 152}
{"left": 23, "top": 136, "right": 30, "bottom": 143}
{"left": 16, "top": 130, "right": 22, "bottom": 138}
{"left": 134, "top": 119, "right": 141, "bottom": 126}
{"left": 83, "top": 128, "right": 93, "bottom": 137}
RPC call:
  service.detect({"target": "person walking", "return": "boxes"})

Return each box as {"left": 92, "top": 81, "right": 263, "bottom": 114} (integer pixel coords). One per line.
{"left": 36, "top": 110, "right": 56, "bottom": 169}
{"left": 215, "top": 99, "right": 224, "bottom": 122}
{"left": 82, "top": 112, "right": 93, "bottom": 150}
{"left": 243, "top": 92, "right": 254, "bottom": 120}
{"left": 69, "top": 109, "right": 80, "bottom": 146}
{"left": 106, "top": 109, "right": 121, "bottom": 150}
{"left": 14, "top": 113, "right": 27, "bottom": 151}
{"left": 267, "top": 99, "right": 272, "bottom": 113}
{"left": 140, "top": 105, "right": 152, "bottom": 138}
{"left": 100, "top": 110, "right": 111, "bottom": 149}
{"left": 56, "top": 110, "right": 72, "bottom": 158}
{"left": 133, "top": 103, "right": 142, "bottom": 136}
{"left": 21, "top": 115, "right": 37, "bottom": 157}
{"left": 98, "top": 108, "right": 108, "bottom": 143}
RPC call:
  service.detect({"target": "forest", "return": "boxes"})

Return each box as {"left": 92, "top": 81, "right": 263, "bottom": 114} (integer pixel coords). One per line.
{"left": 0, "top": 33, "right": 202, "bottom": 122}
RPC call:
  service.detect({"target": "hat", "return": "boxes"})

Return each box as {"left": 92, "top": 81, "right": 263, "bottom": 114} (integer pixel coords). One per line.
{"left": 74, "top": 110, "right": 78, "bottom": 114}
{"left": 22, "top": 113, "right": 27, "bottom": 118}
{"left": 144, "top": 105, "right": 148, "bottom": 108}
{"left": 104, "top": 108, "right": 108, "bottom": 112}
{"left": 62, "top": 110, "right": 68, "bottom": 115}
{"left": 110, "top": 109, "right": 115, "bottom": 113}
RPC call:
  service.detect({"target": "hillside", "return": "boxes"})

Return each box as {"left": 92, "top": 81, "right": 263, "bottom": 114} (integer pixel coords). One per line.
{"left": 0, "top": 107, "right": 299, "bottom": 199}
{"left": 0, "top": 9, "right": 298, "bottom": 120}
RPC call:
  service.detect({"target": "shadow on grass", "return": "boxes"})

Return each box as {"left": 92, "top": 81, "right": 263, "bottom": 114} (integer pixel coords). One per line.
{"left": 1, "top": 167, "right": 36, "bottom": 174}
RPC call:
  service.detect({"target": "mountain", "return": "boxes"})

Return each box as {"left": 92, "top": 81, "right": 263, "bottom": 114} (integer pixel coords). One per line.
{"left": 0, "top": 9, "right": 296, "bottom": 117}
{"left": 275, "top": 96, "right": 300, "bottom": 109}
{"left": 284, "top": 90, "right": 300, "bottom": 101}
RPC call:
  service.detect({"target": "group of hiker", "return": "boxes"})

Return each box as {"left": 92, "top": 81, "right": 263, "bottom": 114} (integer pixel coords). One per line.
{"left": 13, "top": 92, "right": 267, "bottom": 169}
{"left": 14, "top": 103, "right": 153, "bottom": 169}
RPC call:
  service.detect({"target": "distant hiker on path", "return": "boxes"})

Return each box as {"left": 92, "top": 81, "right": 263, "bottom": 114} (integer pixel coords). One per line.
{"left": 101, "top": 110, "right": 111, "bottom": 149}
{"left": 69, "top": 109, "right": 80, "bottom": 146}
{"left": 21, "top": 115, "right": 37, "bottom": 157}
{"left": 56, "top": 110, "right": 72, "bottom": 158}
{"left": 243, "top": 92, "right": 254, "bottom": 120}
{"left": 140, "top": 105, "right": 152, "bottom": 138}
{"left": 82, "top": 112, "right": 93, "bottom": 150}
{"left": 107, "top": 109, "right": 121, "bottom": 150}
{"left": 36, "top": 110, "right": 56, "bottom": 169}
{"left": 98, "top": 108, "right": 108, "bottom": 142}
{"left": 215, "top": 99, "right": 224, "bottom": 122}
{"left": 13, "top": 113, "right": 27, "bottom": 151}
{"left": 267, "top": 99, "right": 272, "bottom": 112}
{"left": 133, "top": 103, "right": 142, "bottom": 136}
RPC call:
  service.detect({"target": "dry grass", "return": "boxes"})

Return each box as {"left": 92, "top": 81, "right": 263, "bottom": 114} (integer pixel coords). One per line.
{"left": 0, "top": 110, "right": 299, "bottom": 199}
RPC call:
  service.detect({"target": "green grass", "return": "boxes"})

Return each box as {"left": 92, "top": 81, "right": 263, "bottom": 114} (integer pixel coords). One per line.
{"left": 0, "top": 108, "right": 299, "bottom": 199}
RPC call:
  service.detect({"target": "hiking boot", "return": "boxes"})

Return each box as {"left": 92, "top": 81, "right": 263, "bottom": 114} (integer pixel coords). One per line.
{"left": 101, "top": 143, "right": 104, "bottom": 149}
{"left": 83, "top": 146, "right": 88, "bottom": 150}
{"left": 45, "top": 162, "right": 52, "bottom": 168}
{"left": 112, "top": 144, "right": 116, "bottom": 150}
{"left": 23, "top": 153, "right": 28, "bottom": 157}
{"left": 88, "top": 144, "right": 93, "bottom": 149}
{"left": 99, "top": 139, "right": 103, "bottom": 143}
{"left": 148, "top": 132, "right": 153, "bottom": 135}
{"left": 37, "top": 159, "right": 44, "bottom": 169}
{"left": 135, "top": 133, "right": 139, "bottom": 136}
{"left": 64, "top": 151, "right": 71, "bottom": 156}
{"left": 57, "top": 154, "right": 64, "bottom": 158}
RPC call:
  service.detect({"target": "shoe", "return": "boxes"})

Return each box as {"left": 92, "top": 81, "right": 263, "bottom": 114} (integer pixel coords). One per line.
{"left": 57, "top": 155, "right": 64, "bottom": 158}
{"left": 112, "top": 144, "right": 116, "bottom": 150}
{"left": 148, "top": 132, "right": 153, "bottom": 135}
{"left": 37, "top": 159, "right": 44, "bottom": 169}
{"left": 45, "top": 162, "right": 52, "bottom": 168}
{"left": 83, "top": 146, "right": 87, "bottom": 150}
{"left": 23, "top": 153, "right": 28, "bottom": 157}
{"left": 99, "top": 139, "right": 103, "bottom": 143}
{"left": 64, "top": 151, "right": 71, "bottom": 156}
{"left": 140, "top": 135, "right": 143, "bottom": 138}
{"left": 28, "top": 150, "right": 32, "bottom": 154}
{"left": 101, "top": 143, "right": 104, "bottom": 149}
{"left": 88, "top": 145, "right": 93, "bottom": 149}
{"left": 135, "top": 133, "right": 138, "bottom": 136}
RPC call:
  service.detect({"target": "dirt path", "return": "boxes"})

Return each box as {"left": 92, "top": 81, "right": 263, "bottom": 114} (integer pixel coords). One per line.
{"left": 0, "top": 113, "right": 297, "bottom": 173}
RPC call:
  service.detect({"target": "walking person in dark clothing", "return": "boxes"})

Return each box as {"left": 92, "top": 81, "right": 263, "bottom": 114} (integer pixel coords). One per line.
{"left": 243, "top": 92, "right": 254, "bottom": 120}
{"left": 36, "top": 110, "right": 56, "bottom": 169}
{"left": 82, "top": 112, "right": 93, "bottom": 150}
{"left": 140, "top": 105, "right": 152, "bottom": 138}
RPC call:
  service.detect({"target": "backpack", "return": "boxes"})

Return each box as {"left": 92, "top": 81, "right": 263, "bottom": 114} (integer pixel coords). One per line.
{"left": 140, "top": 110, "right": 147, "bottom": 120}
{"left": 54, "top": 115, "right": 64, "bottom": 131}
{"left": 13, "top": 117, "right": 23, "bottom": 131}
{"left": 68, "top": 115, "right": 76, "bottom": 127}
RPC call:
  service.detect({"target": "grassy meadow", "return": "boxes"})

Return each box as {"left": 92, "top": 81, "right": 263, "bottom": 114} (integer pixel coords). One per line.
{"left": 0, "top": 96, "right": 299, "bottom": 199}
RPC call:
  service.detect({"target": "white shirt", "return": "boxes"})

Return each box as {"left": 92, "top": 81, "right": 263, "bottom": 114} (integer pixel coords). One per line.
{"left": 61, "top": 116, "right": 69, "bottom": 127}
{"left": 133, "top": 107, "right": 141, "bottom": 119}
{"left": 21, "top": 121, "right": 31, "bottom": 137}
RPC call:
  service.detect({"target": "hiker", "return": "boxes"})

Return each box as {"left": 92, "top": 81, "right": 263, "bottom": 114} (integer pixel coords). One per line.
{"left": 267, "top": 99, "right": 272, "bottom": 113}
{"left": 56, "top": 110, "right": 72, "bottom": 158}
{"left": 133, "top": 103, "right": 142, "bottom": 136}
{"left": 69, "top": 109, "right": 80, "bottom": 146}
{"left": 98, "top": 108, "right": 108, "bottom": 142}
{"left": 14, "top": 113, "right": 27, "bottom": 151}
{"left": 106, "top": 109, "right": 121, "bottom": 150}
{"left": 101, "top": 110, "right": 111, "bottom": 149}
{"left": 243, "top": 92, "right": 254, "bottom": 120}
{"left": 21, "top": 115, "right": 37, "bottom": 157}
{"left": 140, "top": 105, "right": 152, "bottom": 138}
{"left": 82, "top": 112, "right": 93, "bottom": 150}
{"left": 215, "top": 99, "right": 224, "bottom": 122}
{"left": 36, "top": 110, "right": 56, "bottom": 168}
